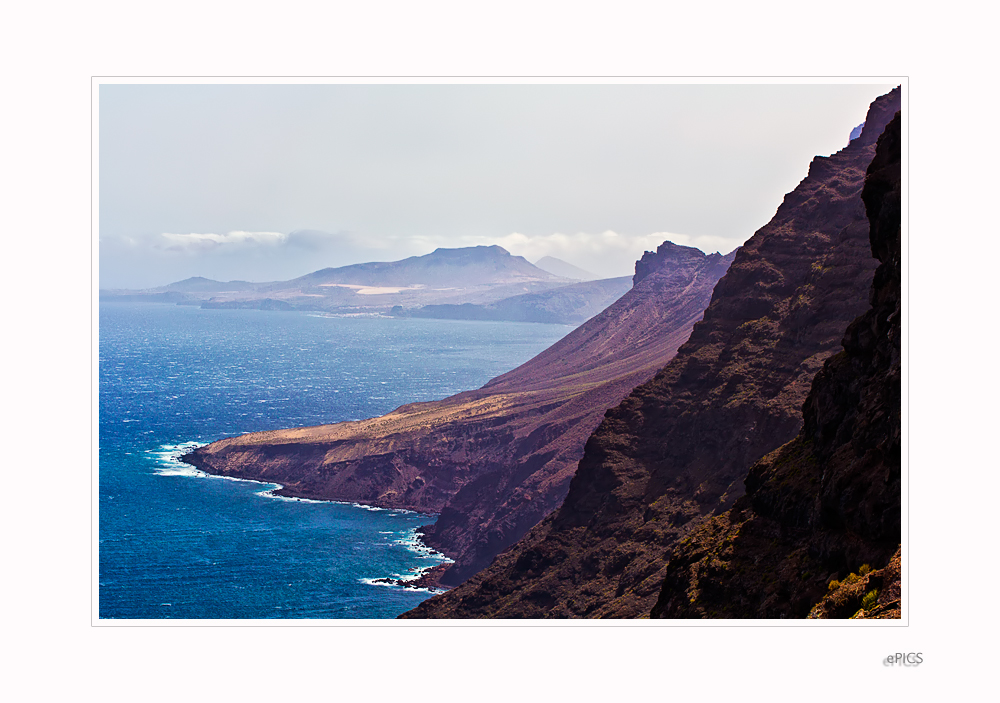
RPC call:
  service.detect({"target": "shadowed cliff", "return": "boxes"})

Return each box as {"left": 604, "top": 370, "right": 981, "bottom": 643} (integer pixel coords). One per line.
{"left": 651, "top": 111, "right": 901, "bottom": 620}
{"left": 402, "top": 87, "right": 900, "bottom": 618}
{"left": 183, "top": 241, "right": 733, "bottom": 585}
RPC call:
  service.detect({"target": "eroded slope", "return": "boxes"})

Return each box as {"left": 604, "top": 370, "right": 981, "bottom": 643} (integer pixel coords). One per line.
{"left": 402, "top": 87, "right": 900, "bottom": 618}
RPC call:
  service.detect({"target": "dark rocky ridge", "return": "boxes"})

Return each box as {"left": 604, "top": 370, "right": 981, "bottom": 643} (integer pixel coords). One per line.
{"left": 182, "top": 242, "right": 733, "bottom": 585}
{"left": 651, "top": 111, "right": 901, "bottom": 619}
{"left": 401, "top": 87, "right": 900, "bottom": 618}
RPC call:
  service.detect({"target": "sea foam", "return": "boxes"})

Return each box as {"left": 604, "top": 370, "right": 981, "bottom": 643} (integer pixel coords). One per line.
{"left": 148, "top": 441, "right": 207, "bottom": 477}
{"left": 358, "top": 526, "right": 454, "bottom": 594}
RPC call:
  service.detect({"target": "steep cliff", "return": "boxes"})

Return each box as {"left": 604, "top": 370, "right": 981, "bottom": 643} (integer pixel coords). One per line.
{"left": 402, "top": 87, "right": 900, "bottom": 618}
{"left": 651, "top": 111, "right": 901, "bottom": 619}
{"left": 183, "top": 242, "right": 732, "bottom": 585}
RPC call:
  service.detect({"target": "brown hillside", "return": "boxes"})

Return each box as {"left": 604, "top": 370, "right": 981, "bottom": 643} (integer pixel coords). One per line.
{"left": 402, "top": 87, "right": 900, "bottom": 618}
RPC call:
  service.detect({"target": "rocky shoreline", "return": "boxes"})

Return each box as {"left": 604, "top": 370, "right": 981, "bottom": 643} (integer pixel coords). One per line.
{"left": 369, "top": 564, "right": 452, "bottom": 592}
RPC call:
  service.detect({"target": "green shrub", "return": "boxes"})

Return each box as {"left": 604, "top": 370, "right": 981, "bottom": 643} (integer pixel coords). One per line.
{"left": 858, "top": 564, "right": 872, "bottom": 576}
{"left": 861, "top": 589, "right": 879, "bottom": 611}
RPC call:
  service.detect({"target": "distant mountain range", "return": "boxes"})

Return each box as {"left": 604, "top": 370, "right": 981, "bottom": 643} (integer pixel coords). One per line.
{"left": 101, "top": 245, "right": 630, "bottom": 325}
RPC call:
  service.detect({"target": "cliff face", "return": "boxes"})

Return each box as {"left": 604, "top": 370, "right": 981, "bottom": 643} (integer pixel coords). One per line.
{"left": 183, "top": 242, "right": 732, "bottom": 586}
{"left": 651, "top": 111, "right": 901, "bottom": 619}
{"left": 402, "top": 87, "right": 900, "bottom": 618}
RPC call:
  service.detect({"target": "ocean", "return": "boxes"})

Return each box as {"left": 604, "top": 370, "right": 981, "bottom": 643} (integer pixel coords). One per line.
{"left": 98, "top": 302, "right": 571, "bottom": 619}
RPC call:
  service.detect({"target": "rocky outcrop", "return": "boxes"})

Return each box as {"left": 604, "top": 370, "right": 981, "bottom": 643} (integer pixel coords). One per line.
{"left": 183, "top": 242, "right": 733, "bottom": 585}
{"left": 651, "top": 111, "right": 901, "bottom": 619}
{"left": 401, "top": 87, "right": 900, "bottom": 619}
{"left": 808, "top": 547, "right": 901, "bottom": 619}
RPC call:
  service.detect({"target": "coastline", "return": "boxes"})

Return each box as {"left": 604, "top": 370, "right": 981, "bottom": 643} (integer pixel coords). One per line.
{"left": 167, "top": 441, "right": 455, "bottom": 594}
{"left": 366, "top": 564, "right": 452, "bottom": 592}
{"left": 179, "top": 443, "right": 442, "bottom": 514}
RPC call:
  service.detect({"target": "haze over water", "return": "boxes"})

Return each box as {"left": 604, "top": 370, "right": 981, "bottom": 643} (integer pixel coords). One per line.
{"left": 99, "top": 303, "right": 570, "bottom": 618}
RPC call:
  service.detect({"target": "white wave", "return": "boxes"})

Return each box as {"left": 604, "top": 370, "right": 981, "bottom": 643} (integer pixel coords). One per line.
{"left": 356, "top": 577, "right": 445, "bottom": 595}
{"left": 257, "top": 488, "right": 326, "bottom": 504}
{"left": 348, "top": 502, "right": 420, "bottom": 516}
{"left": 358, "top": 577, "right": 394, "bottom": 588}
{"left": 148, "top": 441, "right": 208, "bottom": 477}
{"left": 360, "top": 526, "right": 454, "bottom": 594}
{"left": 392, "top": 527, "right": 454, "bottom": 563}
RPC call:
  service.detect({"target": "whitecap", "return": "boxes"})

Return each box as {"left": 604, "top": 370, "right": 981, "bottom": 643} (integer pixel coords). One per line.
{"left": 356, "top": 577, "right": 444, "bottom": 595}
{"left": 358, "top": 578, "right": 394, "bottom": 588}
{"left": 149, "top": 441, "right": 208, "bottom": 477}
{"left": 360, "top": 526, "right": 454, "bottom": 593}
{"left": 257, "top": 488, "right": 326, "bottom": 503}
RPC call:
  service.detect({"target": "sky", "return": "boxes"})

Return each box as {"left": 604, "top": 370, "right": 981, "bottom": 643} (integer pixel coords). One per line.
{"left": 99, "top": 82, "right": 895, "bottom": 288}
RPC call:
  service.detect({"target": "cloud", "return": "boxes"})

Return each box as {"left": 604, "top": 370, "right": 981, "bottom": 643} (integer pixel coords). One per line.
{"left": 100, "top": 228, "right": 369, "bottom": 287}
{"left": 158, "top": 230, "right": 288, "bottom": 253}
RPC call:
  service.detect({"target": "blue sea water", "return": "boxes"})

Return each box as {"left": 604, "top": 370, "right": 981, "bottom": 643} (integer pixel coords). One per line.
{"left": 99, "top": 303, "right": 571, "bottom": 619}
